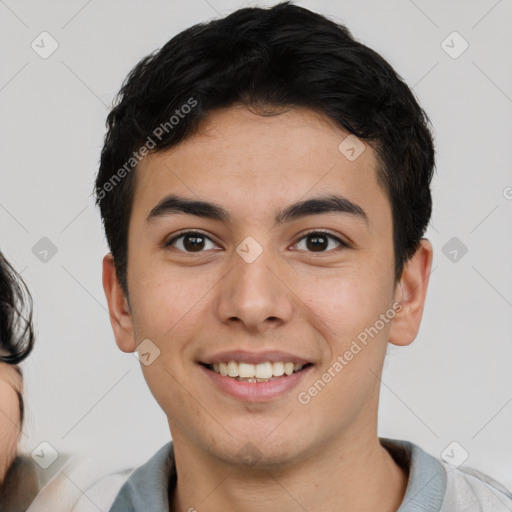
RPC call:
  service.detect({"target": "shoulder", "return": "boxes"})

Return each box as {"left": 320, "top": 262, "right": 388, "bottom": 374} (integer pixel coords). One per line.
{"left": 440, "top": 462, "right": 512, "bottom": 512}
{"left": 72, "top": 442, "right": 175, "bottom": 512}
{"left": 380, "top": 437, "right": 512, "bottom": 512}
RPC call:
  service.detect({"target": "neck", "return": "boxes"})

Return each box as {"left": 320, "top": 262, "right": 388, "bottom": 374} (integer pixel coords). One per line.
{"left": 170, "top": 430, "right": 408, "bottom": 512}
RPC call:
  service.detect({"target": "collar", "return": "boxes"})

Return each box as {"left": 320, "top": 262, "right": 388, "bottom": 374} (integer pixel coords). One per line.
{"left": 110, "top": 438, "right": 446, "bottom": 511}
{"left": 109, "top": 442, "right": 176, "bottom": 511}
{"left": 380, "top": 438, "right": 446, "bottom": 511}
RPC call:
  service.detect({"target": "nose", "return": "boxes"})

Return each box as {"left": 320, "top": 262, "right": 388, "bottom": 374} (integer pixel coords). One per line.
{"left": 215, "top": 243, "right": 294, "bottom": 334}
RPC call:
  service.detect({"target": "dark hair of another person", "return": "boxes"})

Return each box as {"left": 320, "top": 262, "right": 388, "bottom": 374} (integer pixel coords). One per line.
{"left": 0, "top": 251, "right": 36, "bottom": 427}
{"left": 94, "top": 1, "right": 435, "bottom": 298}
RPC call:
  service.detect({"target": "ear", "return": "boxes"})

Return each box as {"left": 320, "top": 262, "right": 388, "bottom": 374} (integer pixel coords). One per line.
{"left": 102, "top": 253, "right": 136, "bottom": 353}
{"left": 388, "top": 238, "right": 433, "bottom": 347}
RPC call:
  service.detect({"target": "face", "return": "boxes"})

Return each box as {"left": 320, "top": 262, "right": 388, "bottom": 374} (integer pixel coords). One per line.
{"left": 104, "top": 104, "right": 432, "bottom": 468}
{"left": 0, "top": 362, "right": 22, "bottom": 482}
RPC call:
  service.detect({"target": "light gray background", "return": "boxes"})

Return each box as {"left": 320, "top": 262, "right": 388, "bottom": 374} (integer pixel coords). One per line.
{"left": 1, "top": 0, "right": 512, "bottom": 490}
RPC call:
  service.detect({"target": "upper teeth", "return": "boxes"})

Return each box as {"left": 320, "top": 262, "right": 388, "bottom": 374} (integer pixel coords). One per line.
{"left": 212, "top": 361, "right": 304, "bottom": 378}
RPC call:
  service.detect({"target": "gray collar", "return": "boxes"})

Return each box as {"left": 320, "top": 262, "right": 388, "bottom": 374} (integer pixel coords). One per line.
{"left": 109, "top": 442, "right": 176, "bottom": 511}
{"left": 110, "top": 438, "right": 446, "bottom": 511}
{"left": 381, "top": 438, "right": 446, "bottom": 511}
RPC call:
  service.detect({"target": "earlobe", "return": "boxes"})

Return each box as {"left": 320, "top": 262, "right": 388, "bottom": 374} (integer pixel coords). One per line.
{"left": 388, "top": 239, "right": 433, "bottom": 347}
{"left": 102, "top": 253, "right": 137, "bottom": 353}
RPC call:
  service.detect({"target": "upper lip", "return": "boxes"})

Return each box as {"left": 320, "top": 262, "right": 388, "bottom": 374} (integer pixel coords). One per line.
{"left": 200, "top": 350, "right": 313, "bottom": 365}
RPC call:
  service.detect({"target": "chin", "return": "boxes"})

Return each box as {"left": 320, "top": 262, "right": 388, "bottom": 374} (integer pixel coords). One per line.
{"left": 214, "top": 426, "right": 307, "bottom": 468}
{"left": 214, "top": 443, "right": 300, "bottom": 471}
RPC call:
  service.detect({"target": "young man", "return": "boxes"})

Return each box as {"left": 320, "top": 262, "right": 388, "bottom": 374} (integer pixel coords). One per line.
{"left": 86, "top": 2, "right": 512, "bottom": 510}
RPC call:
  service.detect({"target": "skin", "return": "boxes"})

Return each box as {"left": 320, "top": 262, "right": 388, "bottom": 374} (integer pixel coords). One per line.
{"left": 103, "top": 104, "right": 433, "bottom": 512}
{"left": 0, "top": 362, "right": 22, "bottom": 483}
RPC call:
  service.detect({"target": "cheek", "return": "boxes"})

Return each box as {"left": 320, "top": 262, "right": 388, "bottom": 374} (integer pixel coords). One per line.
{"left": 129, "top": 272, "right": 204, "bottom": 399}
{"left": 0, "top": 387, "right": 20, "bottom": 480}
{"left": 295, "top": 273, "right": 393, "bottom": 427}
{"left": 131, "top": 275, "right": 203, "bottom": 343}
{"left": 301, "top": 267, "right": 392, "bottom": 343}
{"left": 129, "top": 261, "right": 186, "bottom": 335}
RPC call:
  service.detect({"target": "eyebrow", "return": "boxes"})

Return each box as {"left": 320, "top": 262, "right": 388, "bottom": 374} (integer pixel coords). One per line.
{"left": 147, "top": 193, "right": 368, "bottom": 226}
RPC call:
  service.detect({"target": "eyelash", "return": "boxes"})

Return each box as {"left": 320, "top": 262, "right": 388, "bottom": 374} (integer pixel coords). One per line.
{"left": 164, "top": 230, "right": 349, "bottom": 254}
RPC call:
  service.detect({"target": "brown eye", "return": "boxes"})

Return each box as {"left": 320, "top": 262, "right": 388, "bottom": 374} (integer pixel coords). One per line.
{"left": 166, "top": 232, "right": 217, "bottom": 253}
{"left": 294, "top": 231, "right": 347, "bottom": 253}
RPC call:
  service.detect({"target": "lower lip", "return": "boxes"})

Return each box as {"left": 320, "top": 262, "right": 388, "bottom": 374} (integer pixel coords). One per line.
{"left": 200, "top": 364, "right": 314, "bottom": 402}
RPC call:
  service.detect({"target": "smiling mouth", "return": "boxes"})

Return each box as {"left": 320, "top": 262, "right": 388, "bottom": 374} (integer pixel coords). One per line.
{"left": 201, "top": 361, "right": 314, "bottom": 383}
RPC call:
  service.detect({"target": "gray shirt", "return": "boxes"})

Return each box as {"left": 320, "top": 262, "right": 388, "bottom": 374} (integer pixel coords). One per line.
{"left": 106, "top": 438, "right": 512, "bottom": 511}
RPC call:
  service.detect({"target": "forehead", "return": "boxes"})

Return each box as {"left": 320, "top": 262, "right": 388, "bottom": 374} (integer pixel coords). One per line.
{"left": 131, "top": 104, "right": 390, "bottom": 229}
